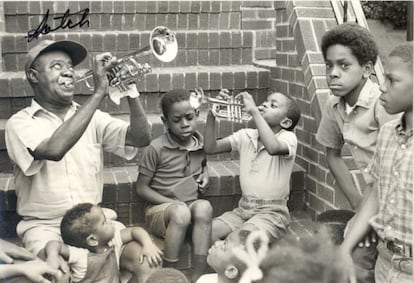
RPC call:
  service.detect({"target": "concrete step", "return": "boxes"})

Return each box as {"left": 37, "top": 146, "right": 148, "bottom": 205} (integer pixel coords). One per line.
{"left": 0, "top": 65, "right": 270, "bottom": 118}
{"left": 1, "top": 30, "right": 255, "bottom": 72}
{"left": 4, "top": 1, "right": 243, "bottom": 34}
{"left": 0, "top": 162, "right": 306, "bottom": 237}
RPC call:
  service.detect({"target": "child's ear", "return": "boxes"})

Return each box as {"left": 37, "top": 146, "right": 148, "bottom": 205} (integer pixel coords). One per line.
{"left": 27, "top": 68, "right": 39, "bottom": 84}
{"left": 86, "top": 234, "right": 99, "bottom": 247}
{"left": 224, "top": 265, "right": 239, "bottom": 279}
{"left": 161, "top": 116, "right": 168, "bottom": 126}
{"left": 362, "top": 61, "right": 374, "bottom": 79}
{"left": 280, "top": 117, "right": 292, "bottom": 130}
{"left": 195, "top": 109, "right": 200, "bottom": 117}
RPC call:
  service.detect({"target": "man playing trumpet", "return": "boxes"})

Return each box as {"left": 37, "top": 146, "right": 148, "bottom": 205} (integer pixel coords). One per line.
{"left": 5, "top": 39, "right": 156, "bottom": 282}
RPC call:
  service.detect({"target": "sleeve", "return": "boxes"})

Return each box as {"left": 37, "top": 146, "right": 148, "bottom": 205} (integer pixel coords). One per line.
{"left": 374, "top": 98, "right": 401, "bottom": 128}
{"left": 67, "top": 246, "right": 89, "bottom": 282}
{"left": 366, "top": 130, "right": 384, "bottom": 182}
{"left": 278, "top": 131, "right": 298, "bottom": 159}
{"left": 93, "top": 110, "right": 138, "bottom": 160}
{"left": 228, "top": 129, "right": 244, "bottom": 152}
{"left": 5, "top": 115, "right": 48, "bottom": 176}
{"left": 315, "top": 102, "right": 344, "bottom": 149}
{"left": 111, "top": 221, "right": 126, "bottom": 262}
{"left": 138, "top": 145, "right": 160, "bottom": 178}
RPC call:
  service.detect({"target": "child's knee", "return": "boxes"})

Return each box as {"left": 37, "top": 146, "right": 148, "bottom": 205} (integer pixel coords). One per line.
{"left": 167, "top": 203, "right": 191, "bottom": 226}
{"left": 192, "top": 200, "right": 213, "bottom": 222}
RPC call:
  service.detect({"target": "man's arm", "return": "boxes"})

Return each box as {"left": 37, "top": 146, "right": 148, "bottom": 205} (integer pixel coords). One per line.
{"left": 326, "top": 147, "right": 362, "bottom": 210}
{"left": 32, "top": 53, "right": 117, "bottom": 161}
{"left": 204, "top": 110, "right": 232, "bottom": 154}
{"left": 136, "top": 174, "right": 178, "bottom": 205}
{"left": 125, "top": 96, "right": 151, "bottom": 147}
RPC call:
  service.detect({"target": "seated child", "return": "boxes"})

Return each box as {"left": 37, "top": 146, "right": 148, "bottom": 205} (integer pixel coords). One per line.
{"left": 200, "top": 229, "right": 270, "bottom": 283}
{"left": 42, "top": 203, "right": 163, "bottom": 283}
{"left": 136, "top": 89, "right": 212, "bottom": 282}
{"left": 342, "top": 42, "right": 413, "bottom": 283}
{"left": 205, "top": 89, "right": 300, "bottom": 243}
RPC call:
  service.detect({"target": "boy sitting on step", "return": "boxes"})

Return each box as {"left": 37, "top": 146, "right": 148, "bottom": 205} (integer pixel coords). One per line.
{"left": 42, "top": 203, "right": 162, "bottom": 283}
{"left": 136, "top": 89, "right": 213, "bottom": 282}
{"left": 205, "top": 89, "right": 301, "bottom": 243}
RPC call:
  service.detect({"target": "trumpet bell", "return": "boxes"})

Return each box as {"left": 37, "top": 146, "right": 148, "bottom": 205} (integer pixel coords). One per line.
{"left": 150, "top": 26, "right": 178, "bottom": 63}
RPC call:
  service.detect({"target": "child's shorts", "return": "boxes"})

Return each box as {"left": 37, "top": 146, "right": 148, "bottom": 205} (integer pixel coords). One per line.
{"left": 215, "top": 196, "right": 290, "bottom": 241}
{"left": 145, "top": 199, "right": 205, "bottom": 238}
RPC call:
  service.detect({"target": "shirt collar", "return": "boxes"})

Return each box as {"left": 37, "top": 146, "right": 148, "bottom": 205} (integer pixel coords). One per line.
{"left": 163, "top": 130, "right": 204, "bottom": 151}
{"left": 27, "top": 99, "right": 80, "bottom": 118}
{"left": 332, "top": 79, "right": 378, "bottom": 109}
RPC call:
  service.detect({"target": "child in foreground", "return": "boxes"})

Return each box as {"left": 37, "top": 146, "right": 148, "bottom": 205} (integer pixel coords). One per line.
{"left": 341, "top": 42, "right": 413, "bottom": 283}
{"left": 42, "top": 203, "right": 162, "bottom": 283}
{"left": 205, "top": 89, "right": 300, "bottom": 243}
{"left": 136, "top": 89, "right": 212, "bottom": 282}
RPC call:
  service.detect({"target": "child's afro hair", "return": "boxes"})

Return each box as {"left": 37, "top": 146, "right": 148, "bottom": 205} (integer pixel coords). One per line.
{"left": 389, "top": 41, "right": 413, "bottom": 67}
{"left": 160, "top": 89, "right": 191, "bottom": 118}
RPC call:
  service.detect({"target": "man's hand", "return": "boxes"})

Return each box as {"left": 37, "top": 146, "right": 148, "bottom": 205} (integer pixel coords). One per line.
{"left": 0, "top": 239, "right": 36, "bottom": 264}
{"left": 196, "top": 171, "right": 209, "bottom": 194}
{"left": 93, "top": 52, "right": 118, "bottom": 94}
{"left": 235, "top": 91, "right": 258, "bottom": 114}
{"left": 139, "top": 241, "right": 163, "bottom": 268}
{"left": 20, "top": 260, "right": 60, "bottom": 283}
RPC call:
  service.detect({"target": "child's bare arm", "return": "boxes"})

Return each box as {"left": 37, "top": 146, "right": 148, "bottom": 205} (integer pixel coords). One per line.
{"left": 120, "top": 227, "right": 163, "bottom": 267}
{"left": 204, "top": 110, "right": 232, "bottom": 154}
{"left": 238, "top": 91, "right": 289, "bottom": 155}
{"left": 326, "top": 148, "right": 361, "bottom": 209}
{"left": 136, "top": 174, "right": 178, "bottom": 205}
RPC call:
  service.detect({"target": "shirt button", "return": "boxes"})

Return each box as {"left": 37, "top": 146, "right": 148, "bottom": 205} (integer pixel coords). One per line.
{"left": 386, "top": 225, "right": 392, "bottom": 230}
{"left": 390, "top": 199, "right": 395, "bottom": 204}
{"left": 353, "top": 110, "right": 358, "bottom": 114}
{"left": 401, "top": 144, "right": 406, "bottom": 149}
{"left": 394, "top": 171, "right": 399, "bottom": 177}
{"left": 354, "top": 145, "right": 358, "bottom": 149}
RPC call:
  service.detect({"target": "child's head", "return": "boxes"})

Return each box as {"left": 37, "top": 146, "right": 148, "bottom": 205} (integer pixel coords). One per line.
{"left": 258, "top": 229, "right": 349, "bottom": 283}
{"left": 61, "top": 203, "right": 115, "bottom": 250}
{"left": 379, "top": 42, "right": 413, "bottom": 115}
{"left": 160, "top": 89, "right": 199, "bottom": 144}
{"left": 258, "top": 92, "right": 301, "bottom": 131}
{"left": 321, "top": 23, "right": 378, "bottom": 98}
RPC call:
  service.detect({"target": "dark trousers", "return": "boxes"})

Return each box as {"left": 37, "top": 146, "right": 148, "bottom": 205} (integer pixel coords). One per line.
{"left": 317, "top": 210, "right": 378, "bottom": 283}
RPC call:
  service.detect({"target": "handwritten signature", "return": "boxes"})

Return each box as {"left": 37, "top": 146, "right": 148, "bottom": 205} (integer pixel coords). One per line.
{"left": 25, "top": 8, "right": 90, "bottom": 42}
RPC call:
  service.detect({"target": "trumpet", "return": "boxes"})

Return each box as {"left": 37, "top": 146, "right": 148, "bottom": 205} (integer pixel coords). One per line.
{"left": 190, "top": 88, "right": 252, "bottom": 122}
{"left": 75, "top": 26, "right": 178, "bottom": 92}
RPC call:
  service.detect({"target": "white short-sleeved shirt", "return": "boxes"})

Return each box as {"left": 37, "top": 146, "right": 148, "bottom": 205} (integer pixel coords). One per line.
{"left": 5, "top": 100, "right": 137, "bottom": 220}
{"left": 227, "top": 128, "right": 297, "bottom": 200}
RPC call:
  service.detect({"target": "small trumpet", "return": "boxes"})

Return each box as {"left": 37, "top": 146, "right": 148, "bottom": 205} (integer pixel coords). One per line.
{"left": 75, "top": 26, "right": 178, "bottom": 92}
{"left": 190, "top": 88, "right": 252, "bottom": 122}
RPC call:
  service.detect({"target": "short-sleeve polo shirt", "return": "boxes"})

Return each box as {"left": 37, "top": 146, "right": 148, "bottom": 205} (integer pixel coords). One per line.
{"left": 138, "top": 131, "right": 206, "bottom": 201}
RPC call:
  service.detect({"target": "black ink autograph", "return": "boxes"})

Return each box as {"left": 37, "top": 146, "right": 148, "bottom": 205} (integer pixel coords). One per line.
{"left": 25, "top": 8, "right": 90, "bottom": 42}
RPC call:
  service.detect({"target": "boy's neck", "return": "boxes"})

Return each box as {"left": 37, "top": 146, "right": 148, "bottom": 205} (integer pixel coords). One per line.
{"left": 403, "top": 111, "right": 413, "bottom": 132}
{"left": 344, "top": 78, "right": 368, "bottom": 106}
{"left": 89, "top": 244, "right": 109, "bottom": 254}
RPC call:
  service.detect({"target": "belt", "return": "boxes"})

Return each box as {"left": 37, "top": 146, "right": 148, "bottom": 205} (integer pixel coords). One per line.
{"left": 384, "top": 240, "right": 413, "bottom": 258}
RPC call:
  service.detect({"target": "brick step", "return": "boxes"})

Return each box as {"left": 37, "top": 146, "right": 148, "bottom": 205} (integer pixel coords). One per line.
{"left": 0, "top": 162, "right": 306, "bottom": 234}
{"left": 4, "top": 1, "right": 243, "bottom": 34}
{"left": 0, "top": 64, "right": 270, "bottom": 118}
{"left": 0, "top": 110, "right": 257, "bottom": 172}
{"left": 1, "top": 30, "right": 255, "bottom": 72}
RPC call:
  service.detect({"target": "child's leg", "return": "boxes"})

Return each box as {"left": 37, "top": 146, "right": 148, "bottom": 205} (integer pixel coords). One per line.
{"left": 211, "top": 219, "right": 233, "bottom": 243}
{"left": 163, "top": 202, "right": 192, "bottom": 262}
{"left": 211, "top": 209, "right": 245, "bottom": 243}
{"left": 189, "top": 200, "right": 213, "bottom": 282}
{"left": 120, "top": 241, "right": 158, "bottom": 283}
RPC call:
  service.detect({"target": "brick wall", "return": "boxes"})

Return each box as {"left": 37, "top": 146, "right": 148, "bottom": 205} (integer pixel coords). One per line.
{"left": 273, "top": 1, "right": 370, "bottom": 218}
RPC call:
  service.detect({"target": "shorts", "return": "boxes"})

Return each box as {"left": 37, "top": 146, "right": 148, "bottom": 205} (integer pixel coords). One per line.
{"left": 17, "top": 208, "right": 120, "bottom": 255}
{"left": 144, "top": 200, "right": 205, "bottom": 238}
{"left": 215, "top": 196, "right": 290, "bottom": 241}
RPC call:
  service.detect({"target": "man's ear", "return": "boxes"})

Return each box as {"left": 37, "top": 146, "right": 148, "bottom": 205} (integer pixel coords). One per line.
{"left": 224, "top": 265, "right": 239, "bottom": 279}
{"left": 86, "top": 234, "right": 98, "bottom": 247}
{"left": 280, "top": 117, "right": 292, "bottom": 130}
{"left": 27, "top": 68, "right": 39, "bottom": 84}
{"left": 362, "top": 61, "right": 374, "bottom": 79}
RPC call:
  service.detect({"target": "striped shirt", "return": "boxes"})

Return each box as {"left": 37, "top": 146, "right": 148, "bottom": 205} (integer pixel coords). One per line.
{"left": 367, "top": 116, "right": 413, "bottom": 245}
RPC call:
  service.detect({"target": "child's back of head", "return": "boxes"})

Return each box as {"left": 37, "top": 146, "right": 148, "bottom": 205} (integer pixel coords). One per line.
{"left": 321, "top": 22, "right": 378, "bottom": 65}
{"left": 61, "top": 203, "right": 95, "bottom": 249}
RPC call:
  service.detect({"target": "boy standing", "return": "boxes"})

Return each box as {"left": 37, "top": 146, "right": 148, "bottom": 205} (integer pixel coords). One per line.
{"left": 205, "top": 89, "right": 300, "bottom": 243}
{"left": 341, "top": 42, "right": 413, "bottom": 282}
{"left": 316, "top": 23, "right": 397, "bottom": 210}
{"left": 43, "top": 203, "right": 162, "bottom": 283}
{"left": 136, "top": 89, "right": 212, "bottom": 282}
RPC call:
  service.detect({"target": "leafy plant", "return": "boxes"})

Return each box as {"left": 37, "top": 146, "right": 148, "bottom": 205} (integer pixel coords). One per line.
{"left": 361, "top": 1, "right": 408, "bottom": 29}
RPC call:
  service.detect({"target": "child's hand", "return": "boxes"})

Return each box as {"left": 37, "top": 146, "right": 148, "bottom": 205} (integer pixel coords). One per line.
{"left": 196, "top": 171, "right": 209, "bottom": 194}
{"left": 20, "top": 260, "right": 60, "bottom": 283}
{"left": 236, "top": 92, "right": 258, "bottom": 114}
{"left": 140, "top": 242, "right": 163, "bottom": 268}
{"left": 217, "top": 89, "right": 231, "bottom": 101}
